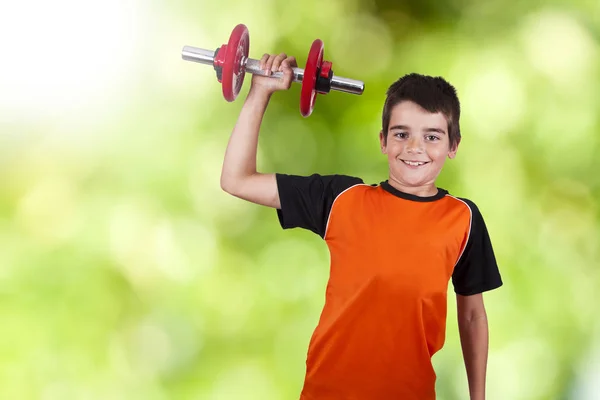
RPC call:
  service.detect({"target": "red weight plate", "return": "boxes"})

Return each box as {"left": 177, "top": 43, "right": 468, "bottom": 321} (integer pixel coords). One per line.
{"left": 222, "top": 24, "right": 250, "bottom": 102}
{"left": 213, "top": 44, "right": 227, "bottom": 82}
{"left": 300, "top": 39, "right": 324, "bottom": 117}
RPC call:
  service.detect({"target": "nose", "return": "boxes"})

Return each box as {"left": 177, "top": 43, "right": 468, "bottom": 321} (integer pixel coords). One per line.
{"left": 406, "top": 137, "right": 423, "bottom": 154}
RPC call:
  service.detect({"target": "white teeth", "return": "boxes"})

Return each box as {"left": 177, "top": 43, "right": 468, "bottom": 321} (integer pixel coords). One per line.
{"left": 402, "top": 160, "right": 426, "bottom": 166}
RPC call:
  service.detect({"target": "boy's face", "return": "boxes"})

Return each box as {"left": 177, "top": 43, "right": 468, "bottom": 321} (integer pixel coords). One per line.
{"left": 380, "top": 101, "right": 458, "bottom": 194}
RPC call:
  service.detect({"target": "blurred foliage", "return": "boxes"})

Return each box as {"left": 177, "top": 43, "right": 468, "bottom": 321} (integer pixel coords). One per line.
{"left": 1, "top": 0, "right": 600, "bottom": 399}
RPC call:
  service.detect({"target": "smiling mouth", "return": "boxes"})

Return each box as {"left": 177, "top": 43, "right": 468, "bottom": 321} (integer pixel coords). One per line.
{"left": 400, "top": 159, "right": 430, "bottom": 167}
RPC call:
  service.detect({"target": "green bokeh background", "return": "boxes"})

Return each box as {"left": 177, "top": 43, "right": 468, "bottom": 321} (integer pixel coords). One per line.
{"left": 1, "top": 0, "right": 599, "bottom": 399}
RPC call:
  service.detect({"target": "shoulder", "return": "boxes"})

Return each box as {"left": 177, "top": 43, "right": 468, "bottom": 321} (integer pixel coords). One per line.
{"left": 274, "top": 173, "right": 367, "bottom": 237}
{"left": 327, "top": 174, "right": 365, "bottom": 191}
{"left": 443, "top": 194, "right": 484, "bottom": 217}
{"left": 276, "top": 173, "right": 365, "bottom": 194}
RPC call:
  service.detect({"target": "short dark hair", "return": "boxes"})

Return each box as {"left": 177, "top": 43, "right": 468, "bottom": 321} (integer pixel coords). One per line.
{"left": 381, "top": 73, "right": 461, "bottom": 149}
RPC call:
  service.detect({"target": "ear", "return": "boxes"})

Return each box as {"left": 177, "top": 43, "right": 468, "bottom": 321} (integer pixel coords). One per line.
{"left": 448, "top": 139, "right": 460, "bottom": 159}
{"left": 379, "top": 130, "right": 387, "bottom": 153}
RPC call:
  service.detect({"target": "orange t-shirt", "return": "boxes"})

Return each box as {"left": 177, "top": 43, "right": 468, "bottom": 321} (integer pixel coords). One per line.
{"left": 276, "top": 174, "right": 503, "bottom": 399}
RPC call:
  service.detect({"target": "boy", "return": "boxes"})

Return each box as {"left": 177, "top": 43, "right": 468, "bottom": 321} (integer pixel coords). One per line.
{"left": 220, "top": 52, "right": 503, "bottom": 400}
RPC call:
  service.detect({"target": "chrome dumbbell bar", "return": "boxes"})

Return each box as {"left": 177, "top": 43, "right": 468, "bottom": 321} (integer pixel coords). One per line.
{"left": 182, "top": 46, "right": 364, "bottom": 95}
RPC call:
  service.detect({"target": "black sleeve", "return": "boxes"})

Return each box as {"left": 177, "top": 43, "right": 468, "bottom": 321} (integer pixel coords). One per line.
{"left": 275, "top": 173, "right": 363, "bottom": 238}
{"left": 452, "top": 199, "right": 503, "bottom": 296}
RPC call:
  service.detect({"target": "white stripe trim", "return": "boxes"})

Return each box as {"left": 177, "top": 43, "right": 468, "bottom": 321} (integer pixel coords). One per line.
{"left": 445, "top": 194, "right": 473, "bottom": 267}
{"left": 323, "top": 184, "right": 370, "bottom": 240}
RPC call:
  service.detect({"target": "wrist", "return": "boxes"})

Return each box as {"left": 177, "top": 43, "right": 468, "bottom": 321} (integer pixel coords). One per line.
{"left": 247, "top": 85, "right": 273, "bottom": 101}
{"left": 470, "top": 387, "right": 485, "bottom": 400}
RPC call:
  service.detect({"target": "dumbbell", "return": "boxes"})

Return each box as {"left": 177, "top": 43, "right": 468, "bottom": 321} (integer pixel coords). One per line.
{"left": 181, "top": 24, "right": 365, "bottom": 117}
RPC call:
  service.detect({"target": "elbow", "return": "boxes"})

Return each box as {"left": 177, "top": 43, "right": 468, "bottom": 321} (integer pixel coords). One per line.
{"left": 220, "top": 176, "right": 235, "bottom": 195}
{"left": 220, "top": 172, "right": 255, "bottom": 196}
{"left": 459, "top": 312, "right": 488, "bottom": 327}
{"left": 220, "top": 174, "right": 244, "bottom": 196}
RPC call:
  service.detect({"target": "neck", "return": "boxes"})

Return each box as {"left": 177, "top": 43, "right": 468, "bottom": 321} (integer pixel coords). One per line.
{"left": 387, "top": 176, "right": 438, "bottom": 197}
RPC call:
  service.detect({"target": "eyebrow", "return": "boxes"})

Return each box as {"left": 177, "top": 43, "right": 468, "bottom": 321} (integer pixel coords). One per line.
{"left": 389, "top": 125, "right": 446, "bottom": 135}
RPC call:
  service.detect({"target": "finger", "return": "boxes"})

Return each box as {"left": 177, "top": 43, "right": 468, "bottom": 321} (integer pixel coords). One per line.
{"left": 272, "top": 52, "right": 287, "bottom": 71}
{"left": 280, "top": 58, "right": 289, "bottom": 72}
{"left": 282, "top": 65, "right": 294, "bottom": 88}
{"left": 280, "top": 56, "right": 295, "bottom": 72}
{"left": 259, "top": 53, "right": 269, "bottom": 70}
{"left": 264, "top": 54, "right": 277, "bottom": 75}
{"left": 286, "top": 56, "right": 298, "bottom": 68}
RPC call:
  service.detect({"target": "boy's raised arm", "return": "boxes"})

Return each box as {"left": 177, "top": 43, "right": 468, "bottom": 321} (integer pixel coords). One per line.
{"left": 220, "top": 53, "right": 296, "bottom": 209}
